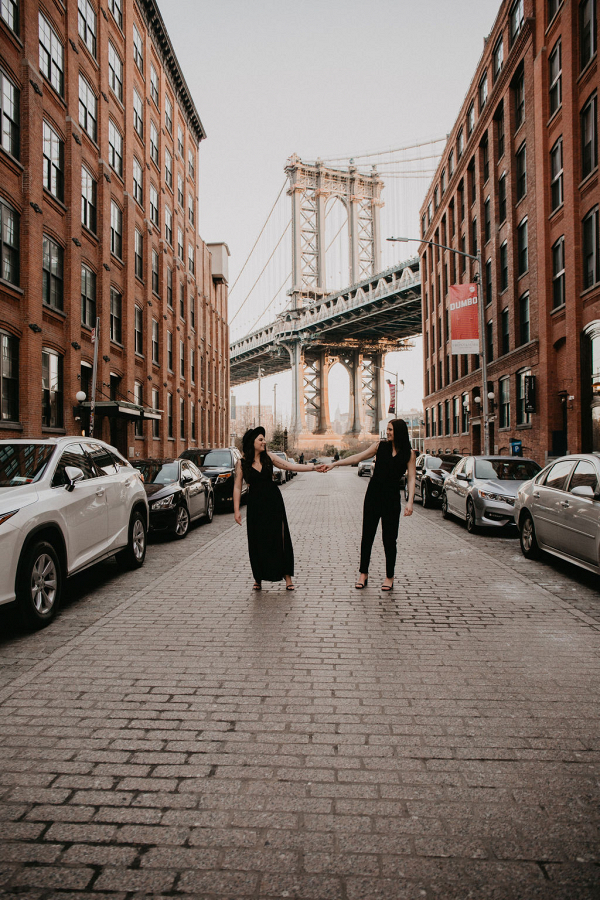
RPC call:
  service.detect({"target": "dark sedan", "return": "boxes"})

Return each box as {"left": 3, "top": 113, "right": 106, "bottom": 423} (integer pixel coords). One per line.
{"left": 180, "top": 447, "right": 247, "bottom": 508}
{"left": 133, "top": 458, "right": 214, "bottom": 539}
{"left": 405, "top": 453, "right": 463, "bottom": 507}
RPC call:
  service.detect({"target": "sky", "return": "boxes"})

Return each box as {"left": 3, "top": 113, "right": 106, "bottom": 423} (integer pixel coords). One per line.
{"left": 160, "top": 0, "right": 502, "bottom": 426}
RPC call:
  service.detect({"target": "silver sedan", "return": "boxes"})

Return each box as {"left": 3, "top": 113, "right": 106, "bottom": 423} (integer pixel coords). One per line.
{"left": 442, "top": 455, "right": 541, "bottom": 533}
{"left": 515, "top": 453, "right": 600, "bottom": 574}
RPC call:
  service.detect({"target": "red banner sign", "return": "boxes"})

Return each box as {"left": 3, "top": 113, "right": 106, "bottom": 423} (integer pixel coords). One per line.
{"left": 449, "top": 283, "right": 479, "bottom": 355}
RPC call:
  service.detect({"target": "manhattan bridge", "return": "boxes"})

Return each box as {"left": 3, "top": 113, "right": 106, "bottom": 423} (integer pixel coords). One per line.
{"left": 229, "top": 140, "right": 444, "bottom": 447}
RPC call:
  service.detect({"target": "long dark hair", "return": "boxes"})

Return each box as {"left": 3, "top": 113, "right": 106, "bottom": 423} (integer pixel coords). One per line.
{"left": 389, "top": 418, "right": 412, "bottom": 468}
{"left": 241, "top": 428, "right": 272, "bottom": 480}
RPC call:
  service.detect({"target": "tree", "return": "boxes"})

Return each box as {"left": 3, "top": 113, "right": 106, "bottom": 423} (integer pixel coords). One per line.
{"left": 270, "top": 425, "right": 285, "bottom": 451}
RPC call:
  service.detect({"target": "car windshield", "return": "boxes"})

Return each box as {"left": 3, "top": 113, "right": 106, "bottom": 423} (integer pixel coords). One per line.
{"left": 273, "top": 452, "right": 286, "bottom": 459}
{"left": 198, "top": 450, "right": 232, "bottom": 466}
{"left": 0, "top": 443, "right": 56, "bottom": 486}
{"left": 428, "top": 458, "right": 456, "bottom": 474}
{"left": 134, "top": 461, "right": 180, "bottom": 485}
{"left": 475, "top": 459, "right": 541, "bottom": 480}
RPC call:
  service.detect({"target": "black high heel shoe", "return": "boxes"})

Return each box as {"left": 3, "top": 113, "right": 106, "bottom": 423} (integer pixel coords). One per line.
{"left": 381, "top": 580, "right": 394, "bottom": 592}
{"left": 355, "top": 576, "right": 368, "bottom": 589}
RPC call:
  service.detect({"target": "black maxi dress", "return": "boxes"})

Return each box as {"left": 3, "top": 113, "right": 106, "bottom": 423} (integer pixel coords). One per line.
{"left": 244, "top": 457, "right": 294, "bottom": 583}
{"left": 359, "top": 440, "right": 407, "bottom": 579}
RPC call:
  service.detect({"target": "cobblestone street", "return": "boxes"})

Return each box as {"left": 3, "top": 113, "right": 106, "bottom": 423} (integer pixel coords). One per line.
{"left": 0, "top": 467, "right": 599, "bottom": 899}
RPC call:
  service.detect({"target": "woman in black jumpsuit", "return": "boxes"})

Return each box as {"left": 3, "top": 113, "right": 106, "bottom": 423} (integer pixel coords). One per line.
{"left": 328, "top": 419, "right": 416, "bottom": 591}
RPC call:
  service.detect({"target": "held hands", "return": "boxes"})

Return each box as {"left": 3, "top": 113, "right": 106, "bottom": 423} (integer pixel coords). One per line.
{"left": 315, "top": 464, "right": 329, "bottom": 473}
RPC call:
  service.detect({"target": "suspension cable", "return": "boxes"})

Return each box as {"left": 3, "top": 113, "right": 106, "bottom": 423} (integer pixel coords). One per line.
{"left": 228, "top": 179, "right": 287, "bottom": 297}
{"left": 245, "top": 272, "right": 292, "bottom": 336}
{"left": 318, "top": 136, "right": 446, "bottom": 164}
{"left": 229, "top": 220, "right": 291, "bottom": 325}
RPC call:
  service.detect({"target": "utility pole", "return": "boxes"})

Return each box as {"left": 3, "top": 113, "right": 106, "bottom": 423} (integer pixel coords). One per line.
{"left": 257, "top": 365, "right": 262, "bottom": 424}
{"left": 273, "top": 383, "right": 277, "bottom": 430}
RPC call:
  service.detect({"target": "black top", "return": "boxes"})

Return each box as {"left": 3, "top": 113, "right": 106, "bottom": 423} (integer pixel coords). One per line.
{"left": 370, "top": 440, "right": 407, "bottom": 492}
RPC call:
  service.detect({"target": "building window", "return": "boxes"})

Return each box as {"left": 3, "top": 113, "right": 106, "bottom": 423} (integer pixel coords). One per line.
{"left": 468, "top": 158, "right": 476, "bottom": 204}
{"left": 493, "top": 35, "right": 503, "bottom": 81}
{"left": 484, "top": 197, "right": 491, "bottom": 244}
{"left": 78, "top": 0, "right": 96, "bottom": 57}
{"left": 109, "top": 0, "right": 122, "bottom": 29}
{"left": 152, "top": 319, "right": 159, "bottom": 364}
{"left": 188, "top": 193, "right": 194, "bottom": 227}
{"left": 550, "top": 137, "right": 563, "bottom": 210}
{"left": 78, "top": 75, "right": 97, "bottom": 142}
{"left": 437, "top": 402, "right": 443, "bottom": 437}
{"left": 1, "top": 0, "right": 18, "bottom": 33}
{"left": 133, "top": 23, "right": 143, "bottom": 72}
{"left": 81, "top": 166, "right": 97, "bottom": 233}
{"left": 549, "top": 40, "right": 562, "bottom": 115}
{"left": 448, "top": 149, "right": 454, "bottom": 178}
{"left": 81, "top": 264, "right": 96, "bottom": 327}
{"left": 548, "top": 0, "right": 562, "bottom": 23}
{"left": 458, "top": 180, "right": 465, "bottom": 221}
{"left": 167, "top": 392, "right": 173, "bottom": 438}
{"left": 108, "top": 120, "right": 123, "bottom": 176}
{"left": 42, "top": 348, "right": 63, "bottom": 428}
{"left": 110, "top": 201, "right": 122, "bottom": 259}
{"left": 188, "top": 244, "right": 194, "bottom": 275}
{"left": 188, "top": 147, "right": 195, "bottom": 179}
{"left": 519, "top": 293, "right": 530, "bottom": 344}
{"left": 179, "top": 282, "right": 185, "bottom": 319}
{"left": 496, "top": 104, "right": 505, "bottom": 159}
{"left": 467, "top": 102, "right": 475, "bottom": 137}
{"left": 165, "top": 147, "right": 173, "bottom": 188}
{"left": 552, "top": 236, "right": 565, "bottom": 308}
{"left": 180, "top": 396, "right": 185, "bottom": 439}
{"left": 583, "top": 207, "right": 599, "bottom": 289}
{"left": 516, "top": 142, "right": 527, "bottom": 201}
{"left": 167, "top": 331, "right": 173, "bottom": 370}
{"left": 581, "top": 93, "right": 598, "bottom": 179}
{"left": 516, "top": 368, "right": 531, "bottom": 424}
{"left": 134, "top": 382, "right": 143, "bottom": 436}
{"left": 514, "top": 65, "right": 525, "bottom": 129}
{"left": 0, "top": 330, "right": 18, "bottom": 421}
{"left": 134, "top": 228, "right": 143, "bottom": 279}
{"left": 580, "top": 0, "right": 597, "bottom": 71}
{"left": 444, "top": 399, "right": 451, "bottom": 435}
{"left": 485, "top": 258, "right": 492, "bottom": 305}
{"left": 0, "top": 69, "right": 19, "bottom": 158}
{"left": 191, "top": 402, "right": 195, "bottom": 440}
{"left": 452, "top": 396, "right": 459, "bottom": 433}
{"left": 165, "top": 206, "right": 173, "bottom": 245}
{"left": 148, "top": 120, "right": 158, "bottom": 165}
{"left": 517, "top": 218, "right": 528, "bottom": 275}
{"left": 180, "top": 340, "right": 185, "bottom": 378}
{"left": 165, "top": 94, "right": 173, "bottom": 134}
{"left": 500, "top": 241, "right": 508, "bottom": 292}
{"left": 456, "top": 127, "right": 464, "bottom": 159}
{"left": 134, "top": 306, "right": 143, "bottom": 355}
{"left": 486, "top": 320, "right": 494, "bottom": 363}
{"left": 152, "top": 248, "right": 159, "bottom": 294}
{"left": 177, "top": 227, "right": 184, "bottom": 260}
{"left": 166, "top": 266, "right": 173, "bottom": 307}
{"left": 0, "top": 199, "right": 19, "bottom": 286}
{"left": 471, "top": 217, "right": 478, "bottom": 256}
{"left": 150, "top": 184, "right": 159, "bottom": 226}
{"left": 190, "top": 295, "right": 195, "bottom": 329}
{"left": 42, "top": 235, "right": 63, "bottom": 310}
{"left": 133, "top": 90, "right": 144, "bottom": 139}
{"left": 501, "top": 307, "right": 510, "bottom": 355}
{"left": 108, "top": 42, "right": 123, "bottom": 101}
{"left": 110, "top": 287, "right": 122, "bottom": 343}
{"left": 510, "top": 0, "right": 525, "bottom": 45}
{"left": 479, "top": 73, "right": 488, "bottom": 112}
{"left": 151, "top": 388, "right": 160, "bottom": 438}
{"left": 177, "top": 173, "right": 184, "bottom": 208}
{"left": 39, "top": 12, "right": 64, "bottom": 96}
{"left": 150, "top": 64, "right": 159, "bottom": 106}
{"left": 42, "top": 121, "right": 64, "bottom": 201}
{"left": 178, "top": 124, "right": 184, "bottom": 157}
{"left": 498, "top": 172, "right": 507, "bottom": 223}
{"left": 499, "top": 377, "right": 510, "bottom": 428}
{"left": 133, "top": 157, "right": 143, "bottom": 206}
{"left": 191, "top": 349, "right": 195, "bottom": 383}
{"left": 441, "top": 168, "right": 446, "bottom": 195}
{"left": 461, "top": 393, "right": 470, "bottom": 433}
{"left": 481, "top": 135, "right": 489, "bottom": 183}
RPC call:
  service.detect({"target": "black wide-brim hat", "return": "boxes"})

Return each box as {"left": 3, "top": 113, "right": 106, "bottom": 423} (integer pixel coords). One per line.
{"left": 242, "top": 426, "right": 266, "bottom": 454}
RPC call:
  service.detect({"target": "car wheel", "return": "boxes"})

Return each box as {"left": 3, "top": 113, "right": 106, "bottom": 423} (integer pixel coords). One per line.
{"left": 422, "top": 482, "right": 431, "bottom": 509}
{"left": 117, "top": 510, "right": 147, "bottom": 569}
{"left": 441, "top": 492, "right": 451, "bottom": 520}
{"left": 466, "top": 498, "right": 478, "bottom": 534}
{"left": 203, "top": 493, "right": 214, "bottom": 524}
{"left": 174, "top": 504, "right": 190, "bottom": 539}
{"left": 17, "top": 540, "right": 62, "bottom": 629}
{"left": 520, "top": 512, "right": 540, "bottom": 560}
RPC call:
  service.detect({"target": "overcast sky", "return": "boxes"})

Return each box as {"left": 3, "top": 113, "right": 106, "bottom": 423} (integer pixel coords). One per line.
{"left": 160, "top": 0, "right": 502, "bottom": 426}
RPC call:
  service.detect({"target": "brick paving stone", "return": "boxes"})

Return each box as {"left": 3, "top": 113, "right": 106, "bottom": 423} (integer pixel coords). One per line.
{"left": 0, "top": 469, "right": 599, "bottom": 898}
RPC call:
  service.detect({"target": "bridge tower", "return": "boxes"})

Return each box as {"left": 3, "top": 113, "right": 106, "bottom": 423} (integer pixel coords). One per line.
{"left": 284, "top": 156, "right": 385, "bottom": 443}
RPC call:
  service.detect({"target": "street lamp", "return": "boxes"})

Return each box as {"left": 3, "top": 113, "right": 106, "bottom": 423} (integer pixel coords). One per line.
{"left": 387, "top": 235, "right": 491, "bottom": 455}
{"left": 371, "top": 362, "right": 404, "bottom": 416}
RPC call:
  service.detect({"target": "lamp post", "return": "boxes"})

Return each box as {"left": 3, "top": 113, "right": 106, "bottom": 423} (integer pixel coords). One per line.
{"left": 257, "top": 365, "right": 262, "bottom": 425}
{"left": 273, "top": 383, "right": 277, "bottom": 430}
{"left": 371, "top": 362, "right": 404, "bottom": 416}
{"left": 388, "top": 236, "right": 490, "bottom": 455}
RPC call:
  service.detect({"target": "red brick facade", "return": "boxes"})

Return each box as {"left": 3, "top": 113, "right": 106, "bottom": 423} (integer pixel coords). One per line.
{"left": 0, "top": 0, "right": 229, "bottom": 459}
{"left": 420, "top": 0, "right": 599, "bottom": 464}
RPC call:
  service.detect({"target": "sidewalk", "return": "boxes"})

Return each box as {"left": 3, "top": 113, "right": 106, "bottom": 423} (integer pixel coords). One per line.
{"left": 0, "top": 467, "right": 599, "bottom": 899}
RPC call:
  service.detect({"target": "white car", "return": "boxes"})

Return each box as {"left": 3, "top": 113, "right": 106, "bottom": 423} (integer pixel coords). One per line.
{"left": 0, "top": 437, "right": 149, "bottom": 629}
{"left": 358, "top": 457, "right": 375, "bottom": 477}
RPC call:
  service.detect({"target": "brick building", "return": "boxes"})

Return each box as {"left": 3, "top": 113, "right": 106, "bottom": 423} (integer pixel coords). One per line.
{"left": 0, "top": 0, "right": 229, "bottom": 459}
{"left": 420, "top": 0, "right": 599, "bottom": 463}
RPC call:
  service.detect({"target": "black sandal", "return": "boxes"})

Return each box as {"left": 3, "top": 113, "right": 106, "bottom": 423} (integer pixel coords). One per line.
{"left": 286, "top": 584, "right": 295, "bottom": 591}
{"left": 355, "top": 576, "right": 368, "bottom": 589}
{"left": 253, "top": 582, "right": 262, "bottom": 591}
{"left": 381, "top": 581, "right": 394, "bottom": 592}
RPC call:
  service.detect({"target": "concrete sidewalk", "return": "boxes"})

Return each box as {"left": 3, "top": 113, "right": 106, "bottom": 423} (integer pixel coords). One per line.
{"left": 0, "top": 467, "right": 599, "bottom": 899}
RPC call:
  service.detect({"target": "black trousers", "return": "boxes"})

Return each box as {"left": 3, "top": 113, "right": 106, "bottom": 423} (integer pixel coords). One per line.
{"left": 359, "top": 488, "right": 401, "bottom": 578}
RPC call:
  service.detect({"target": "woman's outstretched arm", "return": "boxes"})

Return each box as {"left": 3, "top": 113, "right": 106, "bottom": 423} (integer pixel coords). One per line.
{"left": 269, "top": 453, "right": 326, "bottom": 473}
{"left": 233, "top": 460, "right": 243, "bottom": 525}
{"left": 403, "top": 449, "right": 417, "bottom": 517}
{"left": 326, "top": 442, "right": 379, "bottom": 470}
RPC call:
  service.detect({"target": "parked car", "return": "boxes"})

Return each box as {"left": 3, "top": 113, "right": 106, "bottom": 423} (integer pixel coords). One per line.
{"left": 405, "top": 453, "right": 462, "bottom": 507}
{"left": 442, "top": 455, "right": 541, "bottom": 533}
{"left": 0, "top": 438, "right": 148, "bottom": 629}
{"left": 133, "top": 458, "right": 213, "bottom": 538}
{"left": 180, "top": 447, "right": 247, "bottom": 508}
{"left": 515, "top": 453, "right": 600, "bottom": 574}
{"left": 358, "top": 457, "right": 375, "bottom": 477}
{"left": 271, "top": 451, "right": 288, "bottom": 484}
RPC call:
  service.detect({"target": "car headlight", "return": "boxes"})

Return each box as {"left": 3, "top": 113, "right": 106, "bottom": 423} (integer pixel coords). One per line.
{"left": 215, "top": 473, "right": 232, "bottom": 484}
{"left": 479, "top": 490, "right": 515, "bottom": 506}
{"left": 0, "top": 509, "right": 18, "bottom": 527}
{"left": 151, "top": 494, "right": 176, "bottom": 510}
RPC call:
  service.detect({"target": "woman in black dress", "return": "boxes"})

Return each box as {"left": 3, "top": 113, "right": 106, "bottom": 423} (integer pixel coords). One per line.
{"left": 233, "top": 426, "right": 325, "bottom": 591}
{"left": 327, "top": 419, "right": 416, "bottom": 591}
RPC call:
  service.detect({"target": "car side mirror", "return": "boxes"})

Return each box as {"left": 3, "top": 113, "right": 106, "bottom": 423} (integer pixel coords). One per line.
{"left": 182, "top": 473, "right": 193, "bottom": 484}
{"left": 456, "top": 472, "right": 468, "bottom": 482}
{"left": 571, "top": 485, "right": 595, "bottom": 499}
{"left": 64, "top": 465, "right": 85, "bottom": 492}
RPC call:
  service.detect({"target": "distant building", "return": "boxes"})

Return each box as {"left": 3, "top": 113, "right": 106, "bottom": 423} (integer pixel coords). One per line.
{"left": 231, "top": 404, "right": 274, "bottom": 441}
{"left": 420, "top": 0, "right": 600, "bottom": 461}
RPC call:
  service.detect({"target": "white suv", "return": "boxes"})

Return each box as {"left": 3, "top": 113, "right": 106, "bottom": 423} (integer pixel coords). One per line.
{"left": 0, "top": 437, "right": 149, "bottom": 629}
